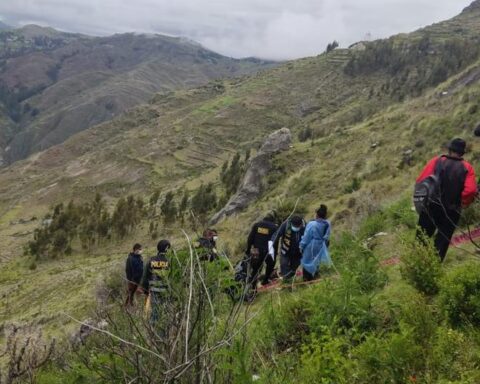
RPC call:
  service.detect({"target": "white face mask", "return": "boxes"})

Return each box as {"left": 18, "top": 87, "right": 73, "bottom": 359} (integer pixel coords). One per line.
{"left": 137, "top": 249, "right": 143, "bottom": 255}
{"left": 213, "top": 236, "right": 218, "bottom": 242}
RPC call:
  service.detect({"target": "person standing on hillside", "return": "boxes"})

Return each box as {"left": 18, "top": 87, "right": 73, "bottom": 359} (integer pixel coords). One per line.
{"left": 245, "top": 212, "right": 279, "bottom": 289}
{"left": 271, "top": 215, "right": 306, "bottom": 281}
{"left": 195, "top": 229, "right": 219, "bottom": 262}
{"left": 415, "top": 138, "right": 477, "bottom": 261}
{"left": 300, "top": 205, "right": 332, "bottom": 281}
{"left": 125, "top": 243, "right": 144, "bottom": 307}
{"left": 142, "top": 240, "right": 171, "bottom": 324}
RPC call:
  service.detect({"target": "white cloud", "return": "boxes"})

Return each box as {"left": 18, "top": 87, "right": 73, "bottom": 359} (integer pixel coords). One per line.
{"left": 0, "top": 0, "right": 473, "bottom": 60}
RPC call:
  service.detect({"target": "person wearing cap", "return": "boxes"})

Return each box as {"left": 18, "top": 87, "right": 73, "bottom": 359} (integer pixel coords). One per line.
{"left": 141, "top": 240, "right": 171, "bottom": 323}
{"left": 271, "top": 215, "right": 306, "bottom": 281}
{"left": 416, "top": 138, "right": 477, "bottom": 261}
{"left": 245, "top": 212, "right": 279, "bottom": 289}
{"left": 125, "top": 243, "right": 144, "bottom": 307}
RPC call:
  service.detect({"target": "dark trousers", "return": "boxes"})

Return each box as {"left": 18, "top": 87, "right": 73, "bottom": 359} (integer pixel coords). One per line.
{"left": 417, "top": 206, "right": 461, "bottom": 262}
{"left": 303, "top": 269, "right": 318, "bottom": 281}
{"left": 125, "top": 282, "right": 139, "bottom": 306}
{"left": 280, "top": 253, "right": 301, "bottom": 280}
{"left": 249, "top": 252, "right": 275, "bottom": 288}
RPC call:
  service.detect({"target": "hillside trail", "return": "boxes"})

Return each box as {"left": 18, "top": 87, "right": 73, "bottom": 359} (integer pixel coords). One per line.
{"left": 256, "top": 227, "right": 480, "bottom": 294}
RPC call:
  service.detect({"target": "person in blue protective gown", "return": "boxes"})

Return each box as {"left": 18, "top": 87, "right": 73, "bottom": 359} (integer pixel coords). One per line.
{"left": 300, "top": 205, "right": 331, "bottom": 281}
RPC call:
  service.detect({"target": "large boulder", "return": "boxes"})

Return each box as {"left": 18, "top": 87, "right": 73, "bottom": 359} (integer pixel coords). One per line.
{"left": 211, "top": 128, "right": 292, "bottom": 224}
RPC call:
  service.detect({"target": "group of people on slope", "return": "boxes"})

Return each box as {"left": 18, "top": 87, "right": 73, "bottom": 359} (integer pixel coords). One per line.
{"left": 125, "top": 229, "right": 219, "bottom": 309}
{"left": 125, "top": 136, "right": 480, "bottom": 315}
{"left": 125, "top": 206, "right": 332, "bottom": 310}
{"left": 244, "top": 205, "right": 331, "bottom": 295}
{"left": 124, "top": 240, "right": 171, "bottom": 308}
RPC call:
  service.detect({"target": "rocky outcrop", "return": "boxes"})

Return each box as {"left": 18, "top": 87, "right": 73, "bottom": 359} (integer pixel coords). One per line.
{"left": 463, "top": 0, "right": 480, "bottom": 13}
{"left": 70, "top": 318, "right": 108, "bottom": 347}
{"left": 211, "top": 128, "right": 292, "bottom": 224}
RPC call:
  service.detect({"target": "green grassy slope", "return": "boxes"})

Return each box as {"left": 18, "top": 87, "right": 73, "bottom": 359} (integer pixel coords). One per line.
{"left": 2, "top": 1, "right": 480, "bottom": 335}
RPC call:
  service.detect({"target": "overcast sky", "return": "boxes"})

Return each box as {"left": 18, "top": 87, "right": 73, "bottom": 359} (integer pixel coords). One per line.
{"left": 0, "top": 0, "right": 473, "bottom": 60}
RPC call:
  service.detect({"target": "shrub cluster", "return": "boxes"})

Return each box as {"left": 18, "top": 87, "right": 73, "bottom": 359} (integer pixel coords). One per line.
{"left": 345, "top": 36, "right": 480, "bottom": 100}
{"left": 27, "top": 194, "right": 145, "bottom": 259}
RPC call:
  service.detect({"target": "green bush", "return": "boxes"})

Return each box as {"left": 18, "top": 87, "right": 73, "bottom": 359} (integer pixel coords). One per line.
{"left": 344, "top": 177, "right": 361, "bottom": 194}
{"left": 384, "top": 198, "right": 417, "bottom": 230}
{"left": 333, "top": 233, "right": 388, "bottom": 293}
{"left": 372, "top": 284, "right": 437, "bottom": 346}
{"left": 273, "top": 198, "right": 308, "bottom": 223}
{"left": 458, "top": 199, "right": 480, "bottom": 229}
{"left": 298, "top": 332, "right": 350, "bottom": 384}
{"left": 400, "top": 238, "right": 442, "bottom": 295}
{"left": 307, "top": 279, "right": 380, "bottom": 342}
{"left": 429, "top": 327, "right": 480, "bottom": 382}
{"left": 254, "top": 295, "right": 312, "bottom": 354}
{"left": 438, "top": 262, "right": 480, "bottom": 326}
{"left": 353, "top": 329, "right": 423, "bottom": 384}
{"left": 357, "top": 211, "right": 386, "bottom": 239}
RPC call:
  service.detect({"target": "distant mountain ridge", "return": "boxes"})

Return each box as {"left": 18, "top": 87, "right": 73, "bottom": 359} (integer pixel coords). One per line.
{"left": 0, "top": 25, "right": 273, "bottom": 165}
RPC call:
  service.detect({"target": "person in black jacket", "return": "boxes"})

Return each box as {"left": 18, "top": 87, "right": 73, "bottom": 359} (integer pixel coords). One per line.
{"left": 195, "top": 229, "right": 219, "bottom": 262}
{"left": 246, "top": 213, "right": 278, "bottom": 288}
{"left": 416, "top": 138, "right": 477, "bottom": 261}
{"left": 142, "top": 240, "right": 171, "bottom": 323}
{"left": 271, "top": 215, "right": 306, "bottom": 281}
{"left": 125, "top": 243, "right": 144, "bottom": 307}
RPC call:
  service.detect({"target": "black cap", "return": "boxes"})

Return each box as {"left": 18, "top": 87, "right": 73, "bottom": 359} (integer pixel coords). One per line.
{"left": 157, "top": 240, "right": 171, "bottom": 253}
{"left": 474, "top": 124, "right": 480, "bottom": 137}
{"left": 448, "top": 138, "right": 466, "bottom": 156}
{"left": 263, "top": 211, "right": 277, "bottom": 223}
{"left": 290, "top": 215, "right": 304, "bottom": 227}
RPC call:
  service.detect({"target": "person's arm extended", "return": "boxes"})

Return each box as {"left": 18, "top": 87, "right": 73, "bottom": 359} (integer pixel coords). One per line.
{"left": 132, "top": 258, "right": 143, "bottom": 284}
{"left": 246, "top": 224, "right": 256, "bottom": 254}
{"left": 271, "top": 221, "right": 286, "bottom": 256}
{"left": 125, "top": 255, "right": 132, "bottom": 281}
{"left": 462, "top": 162, "right": 477, "bottom": 207}
{"left": 299, "top": 222, "right": 313, "bottom": 252}
{"left": 324, "top": 221, "right": 331, "bottom": 241}
{"left": 141, "top": 261, "right": 151, "bottom": 294}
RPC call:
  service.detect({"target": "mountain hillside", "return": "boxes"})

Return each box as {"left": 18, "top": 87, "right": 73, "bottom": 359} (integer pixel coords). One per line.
{"left": 1, "top": 1, "right": 480, "bottom": 220}
{"left": 0, "top": 26, "right": 272, "bottom": 165}
{"left": 3, "top": 1, "right": 480, "bottom": 369}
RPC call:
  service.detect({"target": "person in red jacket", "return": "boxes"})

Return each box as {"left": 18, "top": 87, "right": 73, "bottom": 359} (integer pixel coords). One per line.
{"left": 416, "top": 138, "right": 477, "bottom": 261}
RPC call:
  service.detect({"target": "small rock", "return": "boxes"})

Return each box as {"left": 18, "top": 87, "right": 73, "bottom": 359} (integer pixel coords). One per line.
{"left": 414, "top": 140, "right": 425, "bottom": 148}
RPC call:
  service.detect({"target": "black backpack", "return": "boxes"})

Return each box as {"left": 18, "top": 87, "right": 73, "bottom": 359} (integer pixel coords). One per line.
{"left": 413, "top": 156, "right": 445, "bottom": 214}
